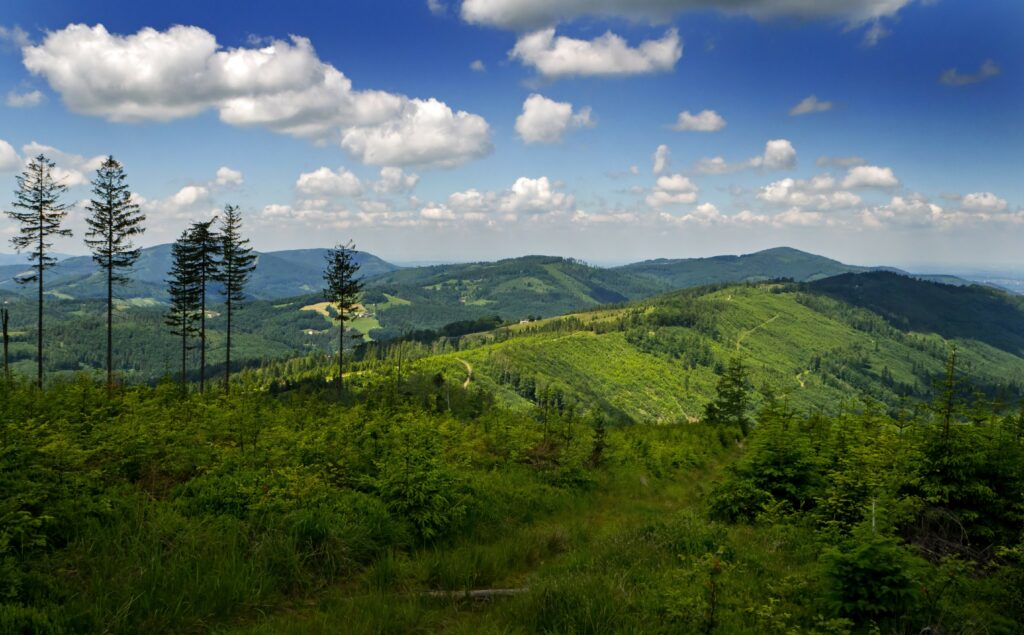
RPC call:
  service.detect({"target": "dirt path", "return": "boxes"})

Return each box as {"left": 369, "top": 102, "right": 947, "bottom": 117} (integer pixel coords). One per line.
{"left": 735, "top": 314, "right": 780, "bottom": 351}
{"left": 457, "top": 358, "right": 473, "bottom": 388}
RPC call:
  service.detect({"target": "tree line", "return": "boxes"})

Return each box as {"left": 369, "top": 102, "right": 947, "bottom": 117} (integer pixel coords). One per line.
{"left": 4, "top": 153, "right": 364, "bottom": 392}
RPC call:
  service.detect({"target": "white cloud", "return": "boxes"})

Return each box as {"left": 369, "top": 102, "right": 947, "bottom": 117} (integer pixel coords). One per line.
{"left": 420, "top": 205, "right": 456, "bottom": 220}
{"left": 145, "top": 184, "right": 215, "bottom": 220}
{"left": 939, "top": 59, "right": 1000, "bottom": 87}
{"left": 374, "top": 166, "right": 420, "bottom": 194}
{"left": 5, "top": 89, "right": 44, "bottom": 108}
{"left": 510, "top": 28, "right": 681, "bottom": 78}
{"left": 295, "top": 166, "right": 363, "bottom": 198}
{"left": 427, "top": 0, "right": 447, "bottom": 15}
{"left": 696, "top": 139, "right": 796, "bottom": 174}
{"left": 862, "top": 20, "right": 890, "bottom": 46}
{"left": 215, "top": 166, "right": 244, "bottom": 186}
{"left": 0, "top": 139, "right": 20, "bottom": 172}
{"left": 448, "top": 188, "right": 498, "bottom": 212}
{"left": 571, "top": 209, "right": 639, "bottom": 224}
{"left": 860, "top": 194, "right": 944, "bottom": 228}
{"left": 757, "top": 175, "right": 860, "bottom": 209}
{"left": 671, "top": 109, "right": 726, "bottom": 132}
{"left": 0, "top": 25, "right": 31, "bottom": 49}
{"left": 339, "top": 97, "right": 492, "bottom": 167}
{"left": 500, "top": 176, "right": 574, "bottom": 215}
{"left": 652, "top": 144, "right": 670, "bottom": 175}
{"left": 460, "top": 0, "right": 914, "bottom": 34}
{"left": 515, "top": 93, "right": 594, "bottom": 144}
{"left": 789, "top": 95, "right": 832, "bottom": 116}
{"left": 961, "top": 191, "right": 1007, "bottom": 212}
{"left": 841, "top": 165, "right": 898, "bottom": 188}
{"left": 23, "top": 24, "right": 492, "bottom": 168}
{"left": 470, "top": 59, "right": 486, "bottom": 72}
{"left": 20, "top": 141, "right": 105, "bottom": 187}
{"left": 646, "top": 173, "right": 698, "bottom": 207}
{"left": 773, "top": 207, "right": 826, "bottom": 227}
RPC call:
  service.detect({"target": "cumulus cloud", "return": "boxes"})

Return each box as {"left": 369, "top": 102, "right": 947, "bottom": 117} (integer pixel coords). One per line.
{"left": 757, "top": 175, "right": 860, "bottom": 210}
{"left": 0, "top": 139, "right": 21, "bottom": 172}
{"left": 339, "top": 98, "right": 492, "bottom": 167}
{"left": 696, "top": 139, "right": 796, "bottom": 174}
{"left": 460, "top": 0, "right": 914, "bottom": 37}
{"left": 19, "top": 141, "right": 105, "bottom": 187}
{"left": 646, "top": 173, "right": 698, "bottom": 207}
{"left": 500, "top": 176, "right": 574, "bottom": 215}
{"left": 961, "top": 191, "right": 1008, "bottom": 212}
{"left": 510, "top": 28, "right": 681, "bottom": 78}
{"left": 6, "top": 89, "right": 44, "bottom": 108}
{"left": 860, "top": 194, "right": 944, "bottom": 228}
{"left": 427, "top": 0, "right": 447, "bottom": 15}
{"left": 470, "top": 59, "right": 486, "bottom": 71}
{"left": 441, "top": 176, "right": 574, "bottom": 222}
{"left": 215, "top": 166, "right": 244, "bottom": 187}
{"left": 671, "top": 109, "right": 725, "bottom": 132}
{"left": 841, "top": 165, "right": 898, "bottom": 188}
{"left": 652, "top": 144, "right": 670, "bottom": 175}
{"left": 789, "top": 95, "right": 832, "bottom": 116}
{"left": 374, "top": 166, "right": 419, "bottom": 194}
{"left": 22, "top": 23, "right": 492, "bottom": 168}
{"left": 295, "top": 166, "right": 363, "bottom": 198}
{"left": 773, "top": 207, "right": 826, "bottom": 227}
{"left": 515, "top": 93, "right": 594, "bottom": 144}
{"left": 939, "top": 59, "right": 1001, "bottom": 87}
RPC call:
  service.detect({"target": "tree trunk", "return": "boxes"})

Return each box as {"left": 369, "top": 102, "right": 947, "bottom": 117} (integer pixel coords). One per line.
{"left": 36, "top": 219, "right": 43, "bottom": 389}
{"left": 338, "top": 315, "right": 344, "bottom": 392}
{"left": 2, "top": 308, "right": 9, "bottom": 380}
{"left": 180, "top": 319, "right": 187, "bottom": 394}
{"left": 106, "top": 260, "right": 113, "bottom": 394}
{"left": 199, "top": 266, "right": 206, "bottom": 394}
{"left": 225, "top": 293, "right": 232, "bottom": 394}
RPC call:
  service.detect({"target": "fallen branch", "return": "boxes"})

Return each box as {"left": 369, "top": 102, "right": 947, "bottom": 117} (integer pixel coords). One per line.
{"left": 420, "top": 587, "right": 528, "bottom": 601}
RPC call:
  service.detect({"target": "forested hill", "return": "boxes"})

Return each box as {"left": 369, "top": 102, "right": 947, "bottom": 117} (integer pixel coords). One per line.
{"left": 365, "top": 274, "right": 1024, "bottom": 424}
{"left": 360, "top": 255, "right": 667, "bottom": 335}
{"left": 615, "top": 246, "right": 865, "bottom": 287}
{"left": 0, "top": 245, "right": 398, "bottom": 301}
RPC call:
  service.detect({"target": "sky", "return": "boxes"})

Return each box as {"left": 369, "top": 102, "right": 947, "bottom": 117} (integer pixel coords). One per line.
{"left": 0, "top": 0, "right": 1021, "bottom": 269}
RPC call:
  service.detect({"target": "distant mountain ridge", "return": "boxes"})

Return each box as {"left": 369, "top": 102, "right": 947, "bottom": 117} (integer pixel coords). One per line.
{"left": 0, "top": 245, "right": 399, "bottom": 301}
{"left": 0, "top": 245, "right": 982, "bottom": 311}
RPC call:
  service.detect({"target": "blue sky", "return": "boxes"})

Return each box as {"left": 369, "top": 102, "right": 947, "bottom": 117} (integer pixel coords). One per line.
{"left": 0, "top": 0, "right": 1021, "bottom": 269}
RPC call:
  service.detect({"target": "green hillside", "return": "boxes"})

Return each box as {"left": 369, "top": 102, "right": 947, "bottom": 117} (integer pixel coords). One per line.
{"left": 360, "top": 255, "right": 668, "bottom": 337}
{"left": 381, "top": 275, "right": 1024, "bottom": 423}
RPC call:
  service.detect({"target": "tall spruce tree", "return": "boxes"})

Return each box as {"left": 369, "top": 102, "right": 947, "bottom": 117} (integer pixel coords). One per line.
{"left": 323, "top": 241, "right": 363, "bottom": 391}
{"left": 216, "top": 205, "right": 256, "bottom": 393}
{"left": 165, "top": 232, "right": 200, "bottom": 391}
{"left": 84, "top": 156, "right": 146, "bottom": 392}
{"left": 5, "top": 154, "right": 71, "bottom": 388}
{"left": 185, "top": 219, "right": 221, "bottom": 393}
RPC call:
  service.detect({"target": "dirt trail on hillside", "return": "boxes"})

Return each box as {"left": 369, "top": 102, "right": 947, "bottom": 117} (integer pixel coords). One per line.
{"left": 457, "top": 358, "right": 473, "bottom": 388}
{"left": 735, "top": 314, "right": 780, "bottom": 351}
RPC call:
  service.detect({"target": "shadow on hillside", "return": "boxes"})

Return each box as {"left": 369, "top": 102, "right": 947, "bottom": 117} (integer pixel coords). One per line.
{"left": 808, "top": 272, "right": 1024, "bottom": 357}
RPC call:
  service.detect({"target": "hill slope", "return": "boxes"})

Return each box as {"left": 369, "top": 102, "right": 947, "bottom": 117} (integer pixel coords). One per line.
{"left": 361, "top": 255, "right": 668, "bottom": 337}
{"left": 392, "top": 273, "right": 1024, "bottom": 423}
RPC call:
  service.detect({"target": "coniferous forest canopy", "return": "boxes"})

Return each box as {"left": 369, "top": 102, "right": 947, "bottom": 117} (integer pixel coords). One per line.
{"left": 2, "top": 1, "right": 1023, "bottom": 634}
